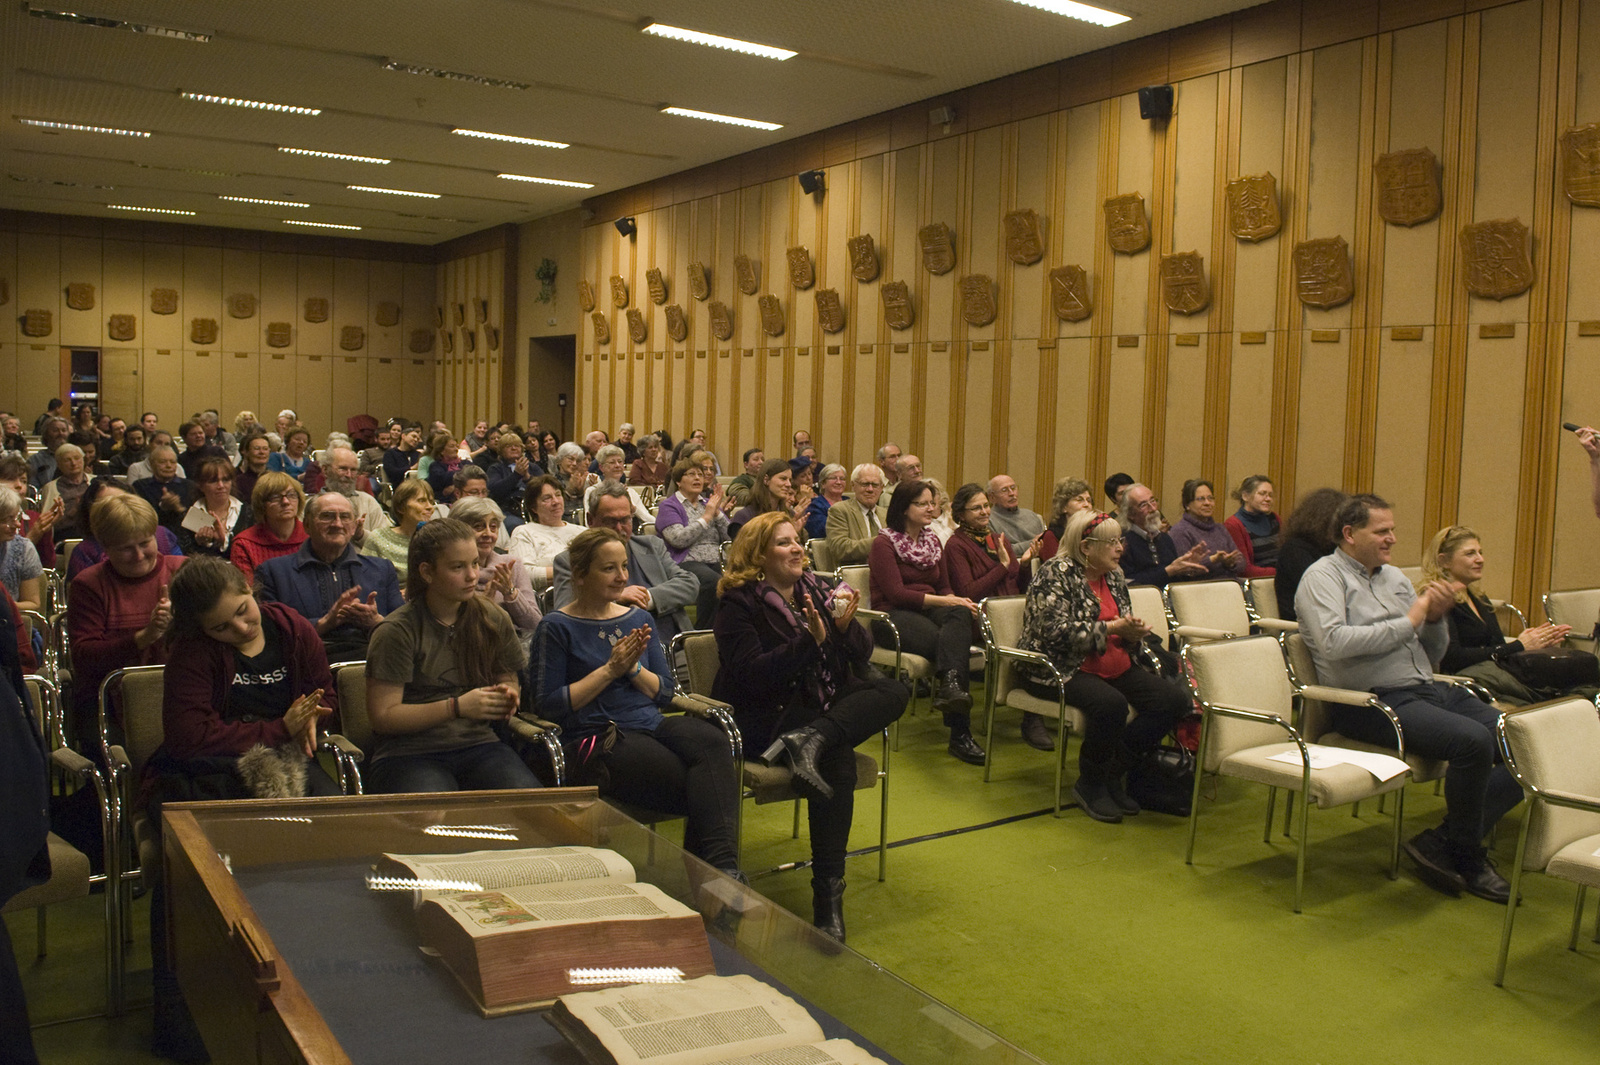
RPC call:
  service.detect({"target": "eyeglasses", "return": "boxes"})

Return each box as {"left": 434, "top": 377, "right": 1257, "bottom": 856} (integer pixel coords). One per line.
{"left": 266, "top": 492, "right": 299, "bottom": 504}
{"left": 854, "top": 481, "right": 883, "bottom": 489}
{"left": 964, "top": 502, "right": 992, "bottom": 513}
{"left": 313, "top": 512, "right": 353, "bottom": 525}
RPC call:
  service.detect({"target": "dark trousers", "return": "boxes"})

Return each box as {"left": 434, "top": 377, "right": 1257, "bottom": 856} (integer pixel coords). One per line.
{"left": 592, "top": 715, "right": 741, "bottom": 871}
{"left": 0, "top": 918, "right": 37, "bottom": 1065}
{"left": 369, "top": 740, "right": 542, "bottom": 793}
{"left": 749, "top": 674, "right": 908, "bottom": 880}
{"left": 1339, "top": 681, "right": 1523, "bottom": 846}
{"left": 877, "top": 605, "right": 972, "bottom": 712}
{"left": 682, "top": 560, "right": 722, "bottom": 627}
{"left": 1024, "top": 666, "right": 1189, "bottom": 785}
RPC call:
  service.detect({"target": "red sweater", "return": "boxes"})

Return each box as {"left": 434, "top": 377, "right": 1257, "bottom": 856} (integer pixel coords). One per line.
{"left": 66, "top": 554, "right": 186, "bottom": 726}
{"left": 230, "top": 521, "right": 308, "bottom": 587}
{"left": 868, "top": 535, "right": 953, "bottom": 612}
{"left": 943, "top": 530, "right": 1024, "bottom": 602}
{"left": 161, "top": 601, "right": 338, "bottom": 759}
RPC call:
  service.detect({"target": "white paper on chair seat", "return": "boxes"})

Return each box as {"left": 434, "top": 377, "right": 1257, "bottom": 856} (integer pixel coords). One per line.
{"left": 1267, "top": 745, "right": 1409, "bottom": 782}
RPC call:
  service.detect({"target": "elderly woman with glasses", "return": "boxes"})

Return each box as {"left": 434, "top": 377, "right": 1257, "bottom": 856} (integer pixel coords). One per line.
{"left": 229, "top": 472, "right": 308, "bottom": 586}
{"left": 178, "top": 456, "right": 252, "bottom": 558}
{"left": 1016, "top": 510, "right": 1191, "bottom": 823}
{"left": 1037, "top": 477, "right": 1095, "bottom": 563}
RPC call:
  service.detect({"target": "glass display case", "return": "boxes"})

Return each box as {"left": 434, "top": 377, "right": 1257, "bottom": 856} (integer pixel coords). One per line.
{"left": 162, "top": 788, "right": 1048, "bottom": 1065}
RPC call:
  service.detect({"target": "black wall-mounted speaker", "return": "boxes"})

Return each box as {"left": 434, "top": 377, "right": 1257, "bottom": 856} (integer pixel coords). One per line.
{"left": 1138, "top": 85, "right": 1174, "bottom": 121}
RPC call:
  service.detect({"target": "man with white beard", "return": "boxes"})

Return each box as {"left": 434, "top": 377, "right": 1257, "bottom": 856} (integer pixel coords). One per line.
{"left": 318, "top": 446, "right": 388, "bottom": 543}
{"left": 1117, "top": 483, "right": 1208, "bottom": 587}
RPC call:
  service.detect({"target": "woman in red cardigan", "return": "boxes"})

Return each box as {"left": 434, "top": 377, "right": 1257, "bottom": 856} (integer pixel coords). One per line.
{"left": 229, "top": 471, "right": 308, "bottom": 586}
{"left": 868, "top": 479, "right": 984, "bottom": 765}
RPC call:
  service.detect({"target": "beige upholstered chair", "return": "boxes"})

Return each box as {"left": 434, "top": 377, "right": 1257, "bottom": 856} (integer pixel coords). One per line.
{"left": 978, "top": 596, "right": 1075, "bottom": 815}
{"left": 838, "top": 563, "right": 924, "bottom": 698}
{"left": 1127, "top": 584, "right": 1172, "bottom": 651}
{"left": 1248, "top": 577, "right": 1281, "bottom": 621}
{"left": 1164, "top": 578, "right": 1297, "bottom": 647}
{"left": 1543, "top": 588, "right": 1600, "bottom": 655}
{"left": 1183, "top": 635, "right": 1406, "bottom": 912}
{"left": 1494, "top": 698, "right": 1600, "bottom": 985}
{"left": 808, "top": 537, "right": 839, "bottom": 575}
{"left": 672, "top": 629, "right": 889, "bottom": 880}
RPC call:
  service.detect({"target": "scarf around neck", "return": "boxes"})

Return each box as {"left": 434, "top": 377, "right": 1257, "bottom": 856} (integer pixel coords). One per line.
{"left": 886, "top": 525, "right": 942, "bottom": 569}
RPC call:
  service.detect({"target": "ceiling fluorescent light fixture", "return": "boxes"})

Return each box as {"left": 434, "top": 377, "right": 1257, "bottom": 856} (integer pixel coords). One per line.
{"left": 107, "top": 204, "right": 195, "bottom": 216}
{"left": 28, "top": 7, "right": 212, "bottom": 41}
{"left": 660, "top": 106, "right": 781, "bottom": 131}
{"left": 219, "top": 195, "right": 309, "bottom": 208}
{"left": 641, "top": 23, "right": 796, "bottom": 61}
{"left": 382, "top": 60, "right": 528, "bottom": 91}
{"left": 282, "top": 219, "right": 362, "bottom": 231}
{"left": 180, "top": 92, "right": 320, "bottom": 116}
{"left": 497, "top": 173, "right": 594, "bottom": 189}
{"left": 18, "top": 117, "right": 150, "bottom": 137}
{"left": 452, "top": 128, "right": 568, "bottom": 149}
{"left": 279, "top": 146, "right": 389, "bottom": 164}
{"left": 1008, "top": 0, "right": 1130, "bottom": 27}
{"left": 348, "top": 185, "right": 440, "bottom": 199}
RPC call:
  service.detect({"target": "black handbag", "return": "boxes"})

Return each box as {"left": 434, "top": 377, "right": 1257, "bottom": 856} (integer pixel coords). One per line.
{"left": 1501, "top": 647, "right": 1600, "bottom": 690}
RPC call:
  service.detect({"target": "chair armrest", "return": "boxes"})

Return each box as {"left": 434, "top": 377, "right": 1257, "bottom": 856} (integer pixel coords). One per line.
{"left": 992, "top": 646, "right": 1067, "bottom": 687}
{"left": 510, "top": 713, "right": 566, "bottom": 786}
{"left": 321, "top": 734, "right": 364, "bottom": 761}
{"left": 1253, "top": 618, "right": 1299, "bottom": 635}
{"left": 1174, "top": 625, "right": 1238, "bottom": 642}
{"left": 51, "top": 745, "right": 98, "bottom": 778}
{"left": 669, "top": 696, "right": 741, "bottom": 764}
{"left": 1298, "top": 684, "right": 1380, "bottom": 708}
{"left": 1536, "top": 788, "right": 1600, "bottom": 814}
{"left": 107, "top": 743, "right": 131, "bottom": 774}
{"left": 1433, "top": 673, "right": 1493, "bottom": 703}
{"left": 1203, "top": 701, "right": 1299, "bottom": 738}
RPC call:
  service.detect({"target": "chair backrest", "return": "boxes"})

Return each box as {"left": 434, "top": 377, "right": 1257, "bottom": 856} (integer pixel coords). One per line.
{"left": 1166, "top": 579, "right": 1252, "bottom": 637}
{"left": 1127, "top": 585, "right": 1170, "bottom": 649}
{"left": 1500, "top": 698, "right": 1600, "bottom": 870}
{"left": 809, "top": 538, "right": 839, "bottom": 574}
{"left": 678, "top": 630, "right": 720, "bottom": 696}
{"left": 839, "top": 564, "right": 870, "bottom": 602}
{"left": 103, "top": 666, "right": 165, "bottom": 782}
{"left": 1183, "top": 635, "right": 1296, "bottom": 771}
{"left": 56, "top": 538, "right": 82, "bottom": 577}
{"left": 1543, "top": 588, "right": 1600, "bottom": 653}
{"left": 333, "top": 662, "right": 372, "bottom": 754}
{"left": 1282, "top": 632, "right": 1338, "bottom": 744}
{"left": 979, "top": 596, "right": 1028, "bottom": 701}
{"left": 1397, "top": 565, "right": 1423, "bottom": 586}
{"left": 1249, "top": 576, "right": 1280, "bottom": 621}
{"left": 22, "top": 675, "right": 57, "bottom": 749}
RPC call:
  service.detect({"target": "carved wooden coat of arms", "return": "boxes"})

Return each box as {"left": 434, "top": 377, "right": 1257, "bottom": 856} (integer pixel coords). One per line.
{"left": 267, "top": 322, "right": 292, "bottom": 348}
{"left": 591, "top": 312, "right": 610, "bottom": 345}
{"left": 758, "top": 294, "right": 784, "bottom": 337}
{"left": 475, "top": 299, "right": 488, "bottom": 323}
{"left": 462, "top": 329, "right": 476, "bottom": 354}
{"left": 190, "top": 318, "right": 218, "bottom": 346}
{"left": 1049, "top": 266, "right": 1091, "bottom": 322}
{"left": 434, "top": 306, "right": 445, "bottom": 328}
{"left": 664, "top": 304, "right": 688, "bottom": 342}
{"left": 708, "top": 301, "right": 734, "bottom": 341}
{"left": 375, "top": 301, "right": 400, "bottom": 327}
{"left": 340, "top": 326, "right": 365, "bottom": 351}
{"left": 610, "top": 276, "right": 628, "bottom": 308}
{"left": 960, "top": 275, "right": 996, "bottom": 327}
{"left": 1226, "top": 173, "right": 1281, "bottom": 242}
{"left": 646, "top": 268, "right": 667, "bottom": 305}
{"left": 1104, "top": 193, "right": 1151, "bottom": 254}
{"left": 441, "top": 329, "right": 454, "bottom": 355}
{"left": 815, "top": 289, "right": 845, "bottom": 333}
{"left": 786, "top": 247, "right": 814, "bottom": 290}
{"left": 626, "top": 308, "right": 647, "bottom": 345}
{"left": 408, "top": 329, "right": 433, "bottom": 354}
{"left": 1459, "top": 219, "right": 1534, "bottom": 300}
{"left": 66, "top": 283, "right": 95, "bottom": 311}
{"left": 1160, "top": 252, "right": 1209, "bottom": 314}
{"left": 687, "top": 262, "right": 709, "bottom": 301}
{"left": 485, "top": 325, "right": 500, "bottom": 351}
{"left": 453, "top": 303, "right": 466, "bottom": 327}
{"left": 881, "top": 281, "right": 913, "bottom": 330}
{"left": 1004, "top": 209, "right": 1044, "bottom": 265}
{"left": 228, "top": 293, "right": 256, "bottom": 319}
{"left": 1561, "top": 123, "right": 1600, "bottom": 207}
{"left": 848, "top": 235, "right": 879, "bottom": 282}
{"left": 108, "top": 314, "right": 136, "bottom": 342}
{"left": 1375, "top": 148, "right": 1441, "bottom": 226}
{"left": 151, "top": 288, "right": 177, "bottom": 315}
{"left": 304, "top": 298, "right": 329, "bottom": 324}
{"left": 735, "top": 255, "right": 759, "bottom": 296}
{"left": 578, "top": 280, "right": 596, "bottom": 313}
{"left": 919, "top": 223, "right": 956, "bottom": 275}
{"left": 21, "top": 309, "right": 52, "bottom": 337}
{"left": 1293, "top": 237, "right": 1354, "bottom": 308}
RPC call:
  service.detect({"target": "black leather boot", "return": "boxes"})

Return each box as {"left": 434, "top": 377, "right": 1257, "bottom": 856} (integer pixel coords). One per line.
{"left": 812, "top": 876, "right": 846, "bottom": 941}
{"left": 760, "top": 726, "right": 834, "bottom": 800}
{"left": 932, "top": 669, "right": 972, "bottom": 716}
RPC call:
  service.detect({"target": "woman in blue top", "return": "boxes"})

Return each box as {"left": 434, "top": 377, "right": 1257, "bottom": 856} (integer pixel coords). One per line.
{"left": 533, "top": 527, "right": 741, "bottom": 878}
{"left": 266, "top": 426, "right": 313, "bottom": 482}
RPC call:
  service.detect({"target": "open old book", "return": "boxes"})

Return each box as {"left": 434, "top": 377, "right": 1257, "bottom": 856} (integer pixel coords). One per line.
{"left": 378, "top": 847, "right": 715, "bottom": 1015}
{"left": 547, "top": 973, "right": 889, "bottom": 1065}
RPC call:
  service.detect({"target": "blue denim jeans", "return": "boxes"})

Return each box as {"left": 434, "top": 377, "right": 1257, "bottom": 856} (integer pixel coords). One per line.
{"left": 368, "top": 740, "right": 541, "bottom": 793}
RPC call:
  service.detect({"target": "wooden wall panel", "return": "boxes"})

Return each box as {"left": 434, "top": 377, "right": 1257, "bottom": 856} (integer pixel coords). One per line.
{"left": 297, "top": 355, "right": 333, "bottom": 438}
{"left": 58, "top": 236, "right": 103, "bottom": 348}
{"left": 220, "top": 248, "right": 257, "bottom": 354}
{"left": 181, "top": 350, "right": 222, "bottom": 421}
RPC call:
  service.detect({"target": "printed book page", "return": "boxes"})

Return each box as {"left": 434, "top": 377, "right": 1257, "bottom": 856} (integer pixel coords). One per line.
{"left": 1266, "top": 744, "right": 1409, "bottom": 781}
{"left": 429, "top": 880, "right": 694, "bottom": 938}
{"left": 382, "top": 846, "right": 636, "bottom": 892}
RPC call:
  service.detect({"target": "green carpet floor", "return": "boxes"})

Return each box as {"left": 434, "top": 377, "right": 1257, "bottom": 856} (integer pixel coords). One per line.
{"left": 10, "top": 702, "right": 1600, "bottom": 1064}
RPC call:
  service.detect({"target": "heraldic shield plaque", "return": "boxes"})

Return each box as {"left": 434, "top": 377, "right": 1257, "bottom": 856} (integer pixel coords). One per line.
{"left": 1160, "top": 252, "right": 1209, "bottom": 314}
{"left": 626, "top": 308, "right": 647, "bottom": 345}
{"left": 960, "top": 275, "right": 996, "bottom": 326}
{"left": 1293, "top": 237, "right": 1354, "bottom": 309}
{"left": 304, "top": 298, "right": 329, "bottom": 324}
{"left": 150, "top": 288, "right": 177, "bottom": 315}
{"left": 786, "top": 247, "right": 814, "bottom": 290}
{"left": 815, "top": 289, "right": 845, "bottom": 333}
{"left": 1375, "top": 148, "right": 1441, "bottom": 226}
{"left": 610, "top": 276, "right": 628, "bottom": 308}
{"left": 919, "top": 223, "right": 956, "bottom": 275}
{"left": 848, "top": 235, "right": 879, "bottom": 282}
{"left": 758, "top": 294, "right": 785, "bottom": 337}
{"left": 664, "top": 304, "right": 688, "bottom": 342}
{"left": 66, "top": 283, "right": 95, "bottom": 311}
{"left": 441, "top": 329, "right": 454, "bottom": 355}
{"left": 735, "top": 255, "right": 759, "bottom": 296}
{"left": 646, "top": 267, "right": 667, "bottom": 305}
{"left": 687, "top": 262, "right": 709, "bottom": 301}
{"left": 1049, "top": 266, "right": 1091, "bottom": 322}
{"left": 578, "top": 280, "right": 596, "bottom": 313}
{"left": 708, "top": 301, "right": 734, "bottom": 341}
{"left": 190, "top": 318, "right": 218, "bottom": 346}
{"left": 228, "top": 293, "right": 256, "bottom": 319}
{"left": 407, "top": 328, "right": 432, "bottom": 354}
{"left": 108, "top": 314, "right": 136, "bottom": 342}
{"left": 340, "top": 326, "right": 365, "bottom": 351}
{"left": 1104, "top": 193, "right": 1151, "bottom": 254}
{"left": 1561, "top": 123, "right": 1600, "bottom": 207}
{"left": 375, "top": 301, "right": 400, "bottom": 327}
{"left": 1459, "top": 219, "right": 1534, "bottom": 300}
{"left": 1226, "top": 174, "right": 1280, "bottom": 242}
{"left": 881, "top": 281, "right": 913, "bottom": 330}
{"left": 1004, "top": 209, "right": 1045, "bottom": 265}
{"left": 21, "top": 309, "right": 52, "bottom": 337}
{"left": 268, "top": 322, "right": 292, "bottom": 348}
{"left": 591, "top": 312, "right": 610, "bottom": 345}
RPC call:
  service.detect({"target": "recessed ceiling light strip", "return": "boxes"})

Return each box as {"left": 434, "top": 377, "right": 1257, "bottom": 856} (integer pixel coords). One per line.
{"left": 279, "top": 147, "right": 390, "bottom": 164}
{"left": 452, "top": 128, "right": 568, "bottom": 149}
{"left": 660, "top": 107, "right": 781, "bottom": 131}
{"left": 107, "top": 204, "right": 195, "bottom": 215}
{"left": 1007, "top": 0, "right": 1130, "bottom": 28}
{"left": 219, "top": 195, "right": 310, "bottom": 208}
{"left": 496, "top": 173, "right": 594, "bottom": 189}
{"left": 348, "top": 185, "right": 440, "bottom": 199}
{"left": 640, "top": 23, "right": 795, "bottom": 61}
{"left": 283, "top": 219, "right": 361, "bottom": 231}
{"left": 18, "top": 116, "right": 150, "bottom": 137}
{"left": 382, "top": 60, "right": 529, "bottom": 91}
{"left": 27, "top": 7, "right": 212, "bottom": 41}
{"left": 181, "top": 92, "right": 320, "bottom": 116}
